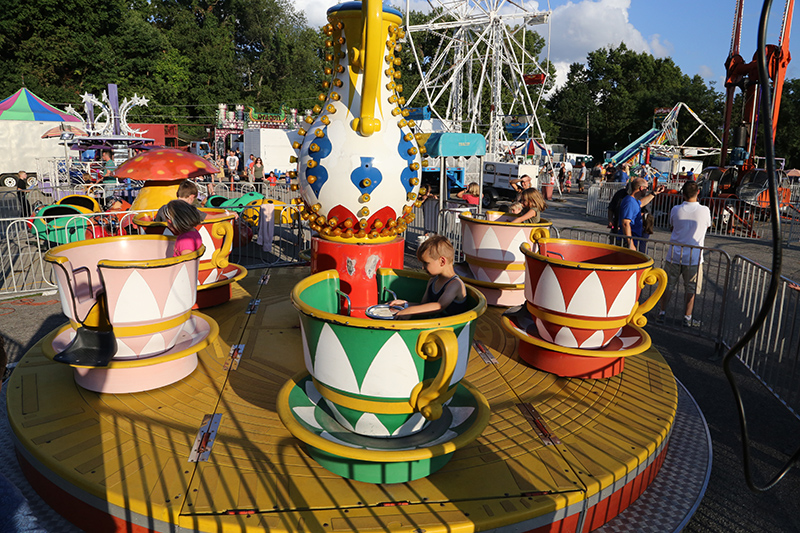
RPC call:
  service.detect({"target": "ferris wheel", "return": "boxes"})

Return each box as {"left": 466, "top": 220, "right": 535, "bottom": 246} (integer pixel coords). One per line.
{"left": 404, "top": 0, "right": 552, "bottom": 160}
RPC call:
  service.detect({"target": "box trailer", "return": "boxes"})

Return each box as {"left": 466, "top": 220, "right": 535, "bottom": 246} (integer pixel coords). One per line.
{"left": 0, "top": 121, "right": 70, "bottom": 186}
{"left": 243, "top": 128, "right": 302, "bottom": 174}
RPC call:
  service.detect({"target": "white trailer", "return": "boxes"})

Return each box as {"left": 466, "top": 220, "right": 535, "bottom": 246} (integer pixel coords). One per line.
{"left": 243, "top": 128, "right": 302, "bottom": 174}
{"left": 481, "top": 161, "right": 540, "bottom": 207}
{"left": 0, "top": 121, "right": 69, "bottom": 187}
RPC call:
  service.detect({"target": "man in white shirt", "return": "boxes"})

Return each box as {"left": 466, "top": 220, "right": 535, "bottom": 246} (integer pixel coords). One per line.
{"left": 656, "top": 180, "right": 711, "bottom": 327}
{"left": 225, "top": 150, "right": 239, "bottom": 181}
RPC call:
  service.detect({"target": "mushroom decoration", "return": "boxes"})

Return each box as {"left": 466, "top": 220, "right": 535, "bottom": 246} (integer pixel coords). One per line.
{"left": 116, "top": 148, "right": 219, "bottom": 212}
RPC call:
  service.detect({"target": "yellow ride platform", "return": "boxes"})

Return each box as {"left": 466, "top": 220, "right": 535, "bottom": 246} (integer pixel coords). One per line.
{"left": 7, "top": 266, "right": 678, "bottom": 533}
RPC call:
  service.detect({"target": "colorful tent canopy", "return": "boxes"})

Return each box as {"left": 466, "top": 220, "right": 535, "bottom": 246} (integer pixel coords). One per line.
{"left": 514, "top": 138, "right": 550, "bottom": 157}
{"left": 0, "top": 88, "right": 81, "bottom": 122}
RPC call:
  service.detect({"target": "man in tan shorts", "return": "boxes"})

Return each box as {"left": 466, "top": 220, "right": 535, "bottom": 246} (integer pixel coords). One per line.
{"left": 656, "top": 181, "right": 711, "bottom": 327}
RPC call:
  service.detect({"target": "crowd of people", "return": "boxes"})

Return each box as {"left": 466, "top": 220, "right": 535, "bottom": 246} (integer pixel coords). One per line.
{"left": 210, "top": 148, "right": 288, "bottom": 187}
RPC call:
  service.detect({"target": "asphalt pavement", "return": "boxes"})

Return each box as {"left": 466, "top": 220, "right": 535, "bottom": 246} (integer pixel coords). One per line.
{"left": 1, "top": 192, "right": 799, "bottom": 532}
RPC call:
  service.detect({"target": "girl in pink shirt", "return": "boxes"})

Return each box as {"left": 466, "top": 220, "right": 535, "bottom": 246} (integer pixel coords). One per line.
{"left": 165, "top": 200, "right": 205, "bottom": 256}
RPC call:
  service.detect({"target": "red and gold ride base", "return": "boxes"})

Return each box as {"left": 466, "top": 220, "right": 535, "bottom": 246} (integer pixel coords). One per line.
{"left": 310, "top": 235, "right": 405, "bottom": 317}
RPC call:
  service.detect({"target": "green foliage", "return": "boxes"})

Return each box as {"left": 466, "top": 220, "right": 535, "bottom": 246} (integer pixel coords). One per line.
{"left": 0, "top": 0, "right": 322, "bottom": 129}
{"left": 775, "top": 79, "right": 800, "bottom": 168}
{"left": 547, "top": 44, "right": 724, "bottom": 162}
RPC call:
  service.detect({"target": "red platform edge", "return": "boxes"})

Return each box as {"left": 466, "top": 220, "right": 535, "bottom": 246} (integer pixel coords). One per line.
{"left": 14, "top": 433, "right": 670, "bottom": 533}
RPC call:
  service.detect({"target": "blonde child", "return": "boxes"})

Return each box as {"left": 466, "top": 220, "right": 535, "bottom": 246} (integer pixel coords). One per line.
{"left": 391, "top": 235, "right": 470, "bottom": 318}
{"left": 165, "top": 200, "right": 205, "bottom": 257}
{"left": 511, "top": 188, "right": 546, "bottom": 224}
{"left": 508, "top": 202, "right": 523, "bottom": 214}
{"left": 457, "top": 182, "right": 481, "bottom": 205}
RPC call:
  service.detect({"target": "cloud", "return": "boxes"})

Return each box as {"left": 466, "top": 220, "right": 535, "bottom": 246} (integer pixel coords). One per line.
{"left": 294, "top": 0, "right": 431, "bottom": 30}
{"left": 292, "top": 0, "right": 336, "bottom": 29}
{"left": 698, "top": 65, "right": 715, "bottom": 79}
{"left": 648, "top": 34, "right": 672, "bottom": 57}
{"left": 540, "top": 0, "right": 649, "bottom": 68}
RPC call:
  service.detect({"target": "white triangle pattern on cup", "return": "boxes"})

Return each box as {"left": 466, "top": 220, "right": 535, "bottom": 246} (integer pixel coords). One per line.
{"left": 533, "top": 265, "right": 566, "bottom": 313}
{"left": 198, "top": 226, "right": 216, "bottom": 263}
{"left": 313, "top": 324, "right": 360, "bottom": 395}
{"left": 449, "top": 406, "right": 475, "bottom": 427}
{"left": 476, "top": 228, "right": 510, "bottom": 262}
{"left": 462, "top": 224, "right": 477, "bottom": 256}
{"left": 323, "top": 399, "right": 356, "bottom": 432}
{"left": 113, "top": 270, "right": 160, "bottom": 323}
{"left": 508, "top": 228, "right": 529, "bottom": 261}
{"left": 360, "top": 332, "right": 419, "bottom": 398}
{"left": 392, "top": 413, "right": 427, "bottom": 436}
{"left": 451, "top": 325, "right": 472, "bottom": 385}
{"left": 608, "top": 273, "right": 639, "bottom": 317}
{"left": 566, "top": 271, "right": 607, "bottom": 317}
{"left": 162, "top": 264, "right": 193, "bottom": 318}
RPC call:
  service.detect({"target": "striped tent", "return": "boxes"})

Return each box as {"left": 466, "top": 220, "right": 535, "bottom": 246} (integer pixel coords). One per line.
{"left": 0, "top": 88, "right": 81, "bottom": 122}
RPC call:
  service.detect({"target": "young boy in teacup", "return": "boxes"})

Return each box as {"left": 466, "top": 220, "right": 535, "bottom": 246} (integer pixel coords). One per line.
{"left": 391, "top": 235, "right": 471, "bottom": 318}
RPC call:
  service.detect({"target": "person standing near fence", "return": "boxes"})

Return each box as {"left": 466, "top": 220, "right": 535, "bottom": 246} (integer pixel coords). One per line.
{"left": 15, "top": 171, "right": 31, "bottom": 218}
{"left": 656, "top": 180, "right": 711, "bottom": 328}
{"left": 618, "top": 178, "right": 664, "bottom": 251}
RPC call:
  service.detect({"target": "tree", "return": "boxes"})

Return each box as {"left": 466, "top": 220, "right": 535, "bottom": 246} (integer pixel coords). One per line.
{"left": 547, "top": 44, "right": 724, "bottom": 162}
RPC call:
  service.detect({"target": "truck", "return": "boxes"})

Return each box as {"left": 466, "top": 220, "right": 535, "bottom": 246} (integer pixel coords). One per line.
{"left": 242, "top": 128, "right": 302, "bottom": 174}
{"left": 481, "top": 161, "right": 540, "bottom": 207}
{"left": 0, "top": 121, "right": 72, "bottom": 187}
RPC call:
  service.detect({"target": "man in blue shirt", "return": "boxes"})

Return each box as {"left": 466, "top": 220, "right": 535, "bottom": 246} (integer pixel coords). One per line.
{"left": 619, "top": 177, "right": 665, "bottom": 250}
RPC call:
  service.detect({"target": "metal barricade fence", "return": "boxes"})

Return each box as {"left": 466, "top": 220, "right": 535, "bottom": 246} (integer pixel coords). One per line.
{"left": 0, "top": 203, "right": 310, "bottom": 298}
{"left": 559, "top": 227, "right": 731, "bottom": 348}
{"left": 722, "top": 256, "right": 800, "bottom": 420}
{"left": 588, "top": 183, "right": 800, "bottom": 245}
{"left": 585, "top": 182, "right": 622, "bottom": 219}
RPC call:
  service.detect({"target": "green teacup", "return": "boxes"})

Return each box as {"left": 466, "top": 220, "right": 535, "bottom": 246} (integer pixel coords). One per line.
{"left": 291, "top": 268, "right": 486, "bottom": 438}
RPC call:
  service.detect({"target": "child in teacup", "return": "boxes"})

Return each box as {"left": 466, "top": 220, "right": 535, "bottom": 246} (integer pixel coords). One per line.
{"left": 391, "top": 235, "right": 471, "bottom": 318}
{"left": 165, "top": 200, "right": 205, "bottom": 257}
{"left": 511, "top": 188, "right": 546, "bottom": 224}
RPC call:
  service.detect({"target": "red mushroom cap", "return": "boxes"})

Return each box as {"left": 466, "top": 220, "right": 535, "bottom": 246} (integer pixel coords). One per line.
{"left": 116, "top": 148, "right": 219, "bottom": 181}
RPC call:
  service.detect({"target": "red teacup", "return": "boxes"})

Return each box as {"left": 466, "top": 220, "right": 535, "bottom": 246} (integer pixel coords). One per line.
{"left": 521, "top": 239, "right": 666, "bottom": 349}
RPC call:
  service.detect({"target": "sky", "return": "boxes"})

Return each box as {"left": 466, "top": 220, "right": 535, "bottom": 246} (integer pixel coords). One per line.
{"left": 291, "top": 0, "right": 800, "bottom": 92}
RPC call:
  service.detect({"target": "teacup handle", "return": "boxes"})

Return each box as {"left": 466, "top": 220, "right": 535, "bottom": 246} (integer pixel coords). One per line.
{"left": 529, "top": 227, "right": 550, "bottom": 243}
{"left": 210, "top": 220, "right": 234, "bottom": 270}
{"left": 410, "top": 329, "right": 459, "bottom": 421}
{"left": 630, "top": 267, "right": 668, "bottom": 327}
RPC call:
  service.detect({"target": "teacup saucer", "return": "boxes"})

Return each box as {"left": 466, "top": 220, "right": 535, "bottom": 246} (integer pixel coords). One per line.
{"left": 502, "top": 307, "right": 651, "bottom": 379}
{"left": 198, "top": 262, "right": 247, "bottom": 288}
{"left": 503, "top": 306, "right": 650, "bottom": 357}
{"left": 44, "top": 312, "right": 218, "bottom": 393}
{"left": 277, "top": 372, "right": 490, "bottom": 484}
{"left": 454, "top": 263, "right": 526, "bottom": 307}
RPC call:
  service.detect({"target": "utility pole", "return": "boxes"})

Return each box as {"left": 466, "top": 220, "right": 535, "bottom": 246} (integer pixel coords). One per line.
{"left": 586, "top": 111, "right": 590, "bottom": 154}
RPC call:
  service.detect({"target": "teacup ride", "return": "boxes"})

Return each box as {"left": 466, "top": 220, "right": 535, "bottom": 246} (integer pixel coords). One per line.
{"left": 134, "top": 209, "right": 247, "bottom": 308}
{"left": 502, "top": 238, "right": 666, "bottom": 379}
{"left": 456, "top": 210, "right": 552, "bottom": 307}
{"left": 207, "top": 193, "right": 295, "bottom": 227}
{"left": 29, "top": 194, "right": 103, "bottom": 245}
{"left": 41, "top": 235, "right": 219, "bottom": 393}
{"left": 278, "top": 268, "right": 490, "bottom": 484}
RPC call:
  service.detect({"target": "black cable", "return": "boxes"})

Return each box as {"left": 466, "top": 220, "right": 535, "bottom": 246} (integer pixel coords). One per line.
{"left": 722, "top": 0, "right": 800, "bottom": 492}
